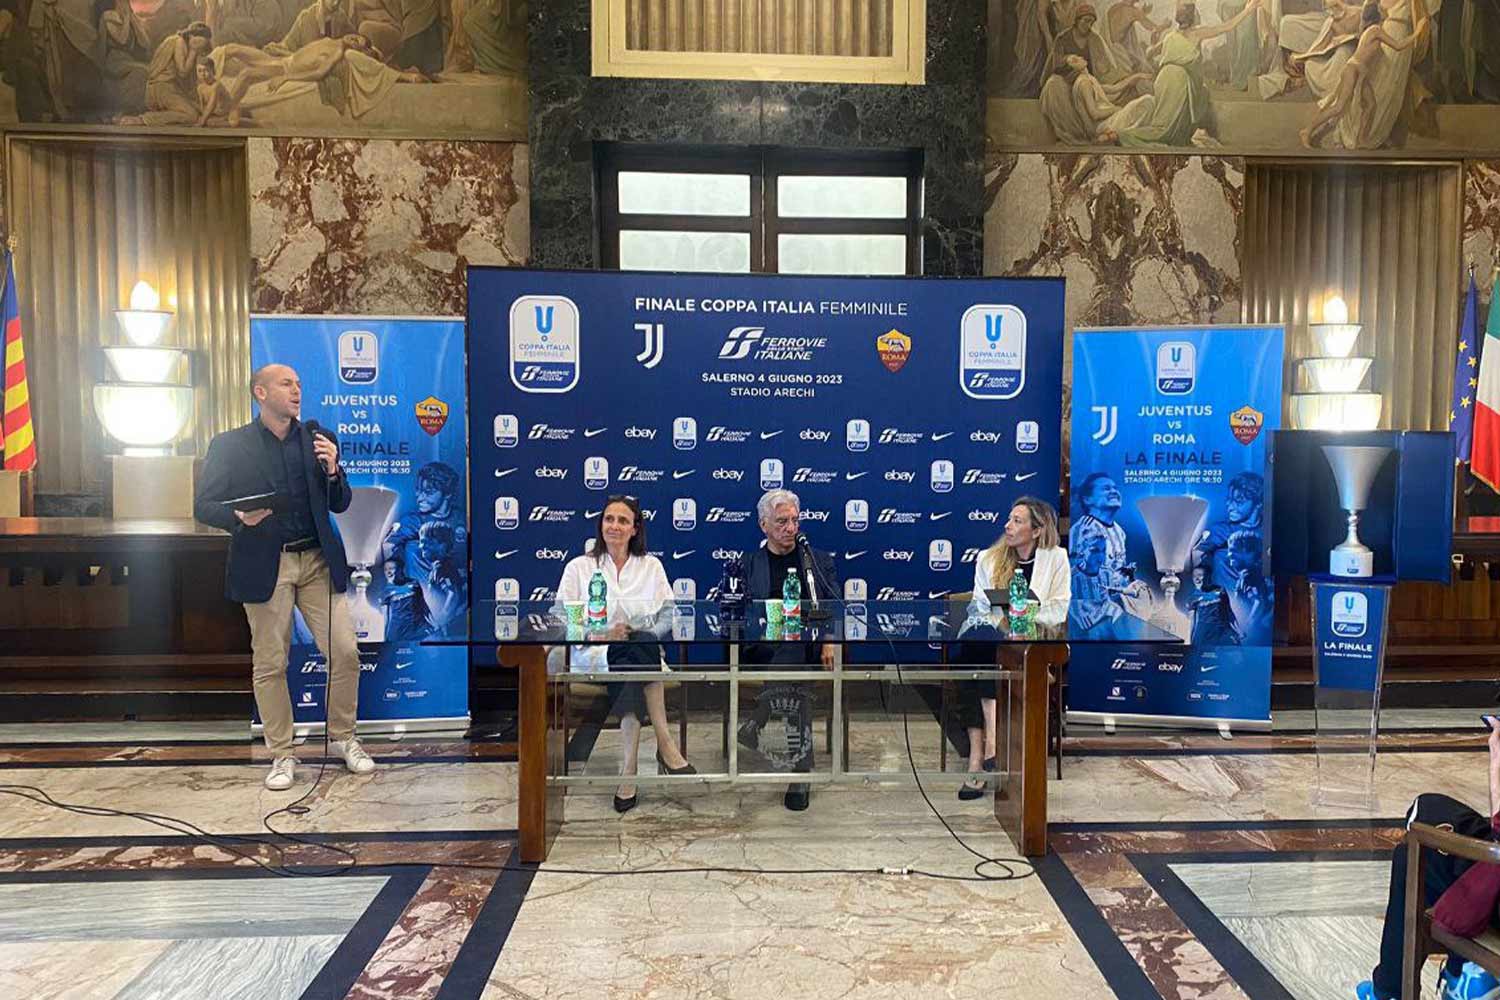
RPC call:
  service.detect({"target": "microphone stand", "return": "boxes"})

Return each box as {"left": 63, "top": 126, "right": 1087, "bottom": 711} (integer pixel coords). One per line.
{"left": 798, "top": 538, "right": 832, "bottom": 621}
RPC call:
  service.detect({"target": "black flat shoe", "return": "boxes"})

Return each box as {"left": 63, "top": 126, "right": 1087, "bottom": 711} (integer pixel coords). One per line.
{"left": 958, "top": 776, "right": 986, "bottom": 801}
{"left": 656, "top": 750, "right": 698, "bottom": 775}
{"left": 983, "top": 756, "right": 996, "bottom": 773}
{"left": 613, "top": 790, "right": 638, "bottom": 813}
{"left": 784, "top": 783, "right": 810, "bottom": 811}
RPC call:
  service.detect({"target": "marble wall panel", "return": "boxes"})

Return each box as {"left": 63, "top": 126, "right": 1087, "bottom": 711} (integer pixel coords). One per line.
{"left": 984, "top": 151, "right": 1244, "bottom": 332}
{"left": 1464, "top": 160, "right": 1500, "bottom": 312}
{"left": 249, "top": 139, "right": 528, "bottom": 316}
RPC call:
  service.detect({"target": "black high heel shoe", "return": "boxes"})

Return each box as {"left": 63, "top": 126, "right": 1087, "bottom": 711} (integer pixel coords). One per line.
{"left": 656, "top": 750, "right": 698, "bottom": 775}
{"left": 613, "top": 788, "right": 638, "bottom": 813}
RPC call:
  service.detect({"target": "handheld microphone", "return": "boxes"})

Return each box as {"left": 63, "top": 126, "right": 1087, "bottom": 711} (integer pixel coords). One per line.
{"left": 303, "top": 420, "right": 338, "bottom": 479}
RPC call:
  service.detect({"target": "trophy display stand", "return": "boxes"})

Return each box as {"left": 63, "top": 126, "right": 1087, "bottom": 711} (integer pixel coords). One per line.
{"left": 1308, "top": 577, "right": 1393, "bottom": 812}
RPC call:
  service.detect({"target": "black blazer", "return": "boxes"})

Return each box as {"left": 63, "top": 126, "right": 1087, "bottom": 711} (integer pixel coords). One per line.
{"left": 745, "top": 544, "right": 842, "bottom": 604}
{"left": 194, "top": 419, "right": 354, "bottom": 604}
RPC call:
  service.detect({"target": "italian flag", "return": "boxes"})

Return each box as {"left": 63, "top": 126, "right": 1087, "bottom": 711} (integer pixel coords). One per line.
{"left": 1474, "top": 275, "right": 1500, "bottom": 491}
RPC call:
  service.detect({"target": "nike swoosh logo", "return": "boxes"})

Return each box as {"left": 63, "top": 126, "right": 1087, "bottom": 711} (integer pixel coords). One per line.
{"left": 584, "top": 428, "right": 608, "bottom": 438}
{"left": 494, "top": 468, "right": 517, "bottom": 478}
{"left": 844, "top": 551, "right": 867, "bottom": 560}
{"left": 928, "top": 590, "right": 950, "bottom": 599}
{"left": 673, "top": 470, "right": 695, "bottom": 479}
{"left": 760, "top": 430, "right": 783, "bottom": 440}
{"left": 929, "top": 512, "right": 952, "bottom": 521}
{"left": 931, "top": 432, "right": 954, "bottom": 441}
{"left": 585, "top": 510, "right": 602, "bottom": 518}
{"left": 1199, "top": 665, "right": 1218, "bottom": 673}
{"left": 845, "top": 471, "right": 869, "bottom": 481}
{"left": 494, "top": 550, "right": 518, "bottom": 559}
{"left": 393, "top": 661, "right": 413, "bottom": 670}
{"left": 1015, "top": 472, "right": 1038, "bottom": 481}
{"left": 672, "top": 550, "right": 696, "bottom": 560}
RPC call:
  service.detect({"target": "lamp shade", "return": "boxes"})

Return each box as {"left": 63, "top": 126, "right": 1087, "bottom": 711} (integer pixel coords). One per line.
{"left": 103, "top": 346, "right": 190, "bottom": 384}
{"left": 114, "top": 309, "right": 173, "bottom": 347}
{"left": 1297, "top": 357, "right": 1372, "bottom": 394}
{"left": 1308, "top": 323, "right": 1362, "bottom": 358}
{"left": 1290, "top": 392, "right": 1383, "bottom": 431}
{"left": 93, "top": 383, "right": 193, "bottom": 450}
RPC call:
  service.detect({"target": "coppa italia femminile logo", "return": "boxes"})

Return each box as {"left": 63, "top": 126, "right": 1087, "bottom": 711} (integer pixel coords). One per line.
{"left": 960, "top": 305, "right": 1026, "bottom": 400}
{"left": 493, "top": 414, "right": 519, "bottom": 448}
{"left": 338, "top": 330, "right": 378, "bottom": 384}
{"left": 1330, "top": 591, "right": 1369, "bottom": 638}
{"left": 1156, "top": 341, "right": 1196, "bottom": 394}
{"left": 509, "top": 295, "right": 580, "bottom": 393}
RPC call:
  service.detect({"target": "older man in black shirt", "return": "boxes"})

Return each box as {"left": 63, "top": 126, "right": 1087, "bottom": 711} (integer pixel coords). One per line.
{"left": 736, "top": 488, "right": 840, "bottom": 812}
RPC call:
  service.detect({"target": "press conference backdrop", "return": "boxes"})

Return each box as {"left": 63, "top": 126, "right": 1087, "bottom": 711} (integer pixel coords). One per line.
{"left": 1068, "top": 326, "right": 1284, "bottom": 728}
{"left": 467, "top": 268, "right": 1066, "bottom": 641}
{"left": 251, "top": 316, "right": 470, "bottom": 732}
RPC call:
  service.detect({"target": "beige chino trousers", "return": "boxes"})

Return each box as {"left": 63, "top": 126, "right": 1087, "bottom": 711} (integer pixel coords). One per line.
{"left": 243, "top": 549, "right": 362, "bottom": 755}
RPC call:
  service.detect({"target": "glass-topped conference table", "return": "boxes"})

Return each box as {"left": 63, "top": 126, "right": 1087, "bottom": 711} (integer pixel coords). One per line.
{"left": 438, "top": 599, "right": 1182, "bottom": 862}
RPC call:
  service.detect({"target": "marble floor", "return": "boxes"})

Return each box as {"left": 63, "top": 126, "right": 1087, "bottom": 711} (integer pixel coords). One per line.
{"left": 0, "top": 710, "right": 1490, "bottom": 999}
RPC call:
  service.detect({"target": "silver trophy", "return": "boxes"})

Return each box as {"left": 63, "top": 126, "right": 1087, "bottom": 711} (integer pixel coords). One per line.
{"left": 1321, "top": 445, "right": 1392, "bottom": 578}
{"left": 332, "top": 485, "right": 400, "bottom": 642}
{"left": 1136, "top": 496, "right": 1210, "bottom": 640}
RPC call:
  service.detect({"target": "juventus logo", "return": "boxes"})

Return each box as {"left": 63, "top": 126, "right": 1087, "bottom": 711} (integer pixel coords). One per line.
{"left": 1090, "top": 405, "right": 1119, "bottom": 446}
{"left": 634, "top": 322, "right": 664, "bottom": 369}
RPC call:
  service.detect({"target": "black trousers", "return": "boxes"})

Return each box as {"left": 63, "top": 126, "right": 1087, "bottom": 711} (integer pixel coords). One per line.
{"left": 1371, "top": 793, "right": 1490, "bottom": 998}
{"left": 741, "top": 641, "right": 816, "bottom": 773}
{"left": 604, "top": 637, "right": 664, "bottom": 723}
{"left": 953, "top": 624, "right": 1001, "bottom": 733}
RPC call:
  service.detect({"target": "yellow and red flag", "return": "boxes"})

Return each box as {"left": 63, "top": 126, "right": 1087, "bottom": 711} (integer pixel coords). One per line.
{"left": 2, "top": 250, "right": 36, "bottom": 472}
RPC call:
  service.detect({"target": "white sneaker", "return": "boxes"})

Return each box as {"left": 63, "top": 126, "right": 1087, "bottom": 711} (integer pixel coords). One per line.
{"left": 265, "top": 756, "right": 298, "bottom": 791}
{"left": 329, "top": 738, "right": 375, "bottom": 774}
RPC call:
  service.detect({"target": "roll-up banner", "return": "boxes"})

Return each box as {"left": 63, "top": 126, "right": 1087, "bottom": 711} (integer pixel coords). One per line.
{"left": 250, "top": 315, "right": 470, "bottom": 733}
{"left": 1068, "top": 326, "right": 1284, "bottom": 729}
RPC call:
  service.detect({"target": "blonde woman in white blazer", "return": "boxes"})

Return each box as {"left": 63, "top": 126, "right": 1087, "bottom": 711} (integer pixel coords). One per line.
{"left": 954, "top": 496, "right": 1070, "bottom": 799}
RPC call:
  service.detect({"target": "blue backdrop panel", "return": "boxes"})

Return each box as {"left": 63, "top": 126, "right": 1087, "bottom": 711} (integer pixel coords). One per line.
{"left": 466, "top": 268, "right": 1066, "bottom": 644}
{"left": 1068, "top": 326, "right": 1284, "bottom": 725}
{"left": 251, "top": 316, "right": 469, "bottom": 728}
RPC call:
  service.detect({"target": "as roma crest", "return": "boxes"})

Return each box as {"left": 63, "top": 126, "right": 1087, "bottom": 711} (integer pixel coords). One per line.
{"left": 1229, "top": 405, "right": 1264, "bottom": 445}
{"left": 415, "top": 396, "right": 449, "bottom": 436}
{"left": 876, "top": 329, "right": 911, "bottom": 373}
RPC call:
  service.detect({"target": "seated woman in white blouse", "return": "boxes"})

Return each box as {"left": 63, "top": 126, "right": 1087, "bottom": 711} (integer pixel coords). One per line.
{"left": 548, "top": 495, "right": 695, "bottom": 813}
{"left": 954, "top": 496, "right": 1071, "bottom": 800}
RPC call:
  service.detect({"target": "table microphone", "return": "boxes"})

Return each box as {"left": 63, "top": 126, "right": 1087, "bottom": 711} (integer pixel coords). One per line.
{"left": 795, "top": 532, "right": 831, "bottom": 621}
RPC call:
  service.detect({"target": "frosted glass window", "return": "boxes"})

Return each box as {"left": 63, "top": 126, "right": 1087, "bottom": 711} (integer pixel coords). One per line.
{"left": 777, "top": 176, "right": 907, "bottom": 218}
{"left": 619, "top": 231, "right": 752, "bottom": 272}
{"left": 777, "top": 234, "right": 907, "bottom": 275}
{"left": 618, "top": 172, "right": 751, "bottom": 216}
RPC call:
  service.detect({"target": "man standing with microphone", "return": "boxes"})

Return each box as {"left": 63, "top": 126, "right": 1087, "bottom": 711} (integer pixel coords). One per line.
{"left": 195, "top": 364, "right": 376, "bottom": 790}
{"left": 737, "top": 488, "right": 840, "bottom": 811}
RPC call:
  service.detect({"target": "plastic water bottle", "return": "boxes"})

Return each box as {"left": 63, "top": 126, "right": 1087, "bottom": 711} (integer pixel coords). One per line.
{"left": 587, "top": 571, "right": 608, "bottom": 629}
{"left": 1009, "top": 568, "right": 1030, "bottom": 632}
{"left": 782, "top": 570, "right": 802, "bottom": 626}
